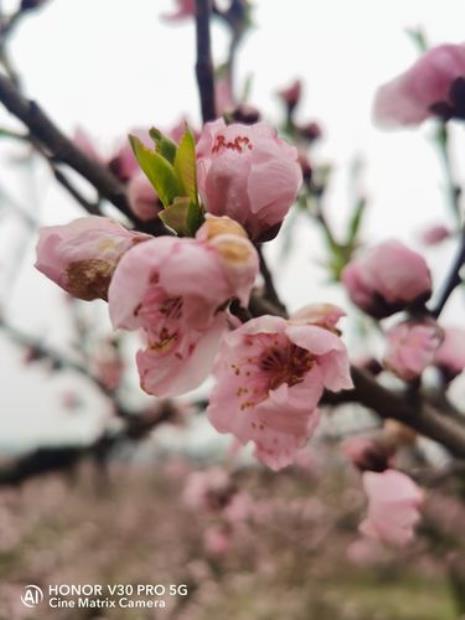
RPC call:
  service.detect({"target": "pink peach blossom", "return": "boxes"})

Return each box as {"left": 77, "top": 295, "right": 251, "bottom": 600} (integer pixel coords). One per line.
{"left": 203, "top": 525, "right": 232, "bottom": 556}
{"left": 277, "top": 79, "right": 302, "bottom": 109}
{"left": 108, "top": 221, "right": 258, "bottom": 397}
{"left": 435, "top": 327, "right": 465, "bottom": 378}
{"left": 384, "top": 320, "right": 443, "bottom": 381}
{"left": 373, "top": 44, "right": 465, "bottom": 127}
{"left": 196, "top": 119, "right": 303, "bottom": 240}
{"left": 341, "top": 240, "right": 432, "bottom": 318}
{"left": 360, "top": 469, "right": 424, "bottom": 547}
{"left": 207, "top": 311, "right": 352, "bottom": 470}
{"left": 182, "top": 468, "right": 233, "bottom": 512}
{"left": 342, "top": 436, "right": 394, "bottom": 473}
{"left": 419, "top": 223, "right": 452, "bottom": 246}
{"left": 162, "top": 0, "right": 195, "bottom": 22}
{"left": 127, "top": 172, "right": 162, "bottom": 222}
{"left": 35, "top": 216, "right": 149, "bottom": 301}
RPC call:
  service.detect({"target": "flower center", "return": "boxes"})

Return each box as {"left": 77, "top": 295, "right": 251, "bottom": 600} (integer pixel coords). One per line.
{"left": 260, "top": 344, "right": 315, "bottom": 390}
{"left": 211, "top": 134, "right": 253, "bottom": 154}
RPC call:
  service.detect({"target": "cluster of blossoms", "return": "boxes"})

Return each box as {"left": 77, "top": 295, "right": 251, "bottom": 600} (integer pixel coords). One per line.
{"left": 39, "top": 32, "right": 465, "bottom": 547}
{"left": 342, "top": 240, "right": 465, "bottom": 382}
{"left": 36, "top": 119, "right": 357, "bottom": 472}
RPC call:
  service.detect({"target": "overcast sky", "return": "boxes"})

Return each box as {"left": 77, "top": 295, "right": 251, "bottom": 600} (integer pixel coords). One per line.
{"left": 1, "top": 0, "right": 465, "bottom": 449}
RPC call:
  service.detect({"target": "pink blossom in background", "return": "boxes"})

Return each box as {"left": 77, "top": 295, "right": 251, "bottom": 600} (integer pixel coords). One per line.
{"left": 342, "top": 436, "right": 394, "bottom": 473}
{"left": 215, "top": 75, "right": 235, "bottom": 116}
{"left": 196, "top": 119, "right": 303, "bottom": 240}
{"left": 182, "top": 468, "right": 233, "bottom": 512}
{"left": 383, "top": 320, "right": 443, "bottom": 381}
{"left": 341, "top": 240, "right": 432, "bottom": 318}
{"left": 360, "top": 469, "right": 424, "bottom": 547}
{"left": 91, "top": 339, "right": 125, "bottom": 391}
{"left": 108, "top": 219, "right": 258, "bottom": 397}
{"left": 277, "top": 79, "right": 302, "bottom": 110}
{"left": 207, "top": 309, "right": 352, "bottom": 471}
{"left": 290, "top": 303, "right": 345, "bottom": 332}
{"left": 203, "top": 525, "right": 232, "bottom": 556}
{"left": 435, "top": 327, "right": 465, "bottom": 378}
{"left": 35, "top": 216, "right": 149, "bottom": 301}
{"left": 419, "top": 223, "right": 452, "bottom": 246}
{"left": 373, "top": 44, "right": 465, "bottom": 127}
{"left": 127, "top": 172, "right": 162, "bottom": 222}
{"left": 162, "top": 0, "right": 195, "bottom": 22}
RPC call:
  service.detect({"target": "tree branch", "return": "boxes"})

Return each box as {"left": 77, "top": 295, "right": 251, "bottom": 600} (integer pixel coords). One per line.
{"left": 325, "top": 367, "right": 465, "bottom": 459}
{"left": 431, "top": 226, "right": 465, "bottom": 317}
{"left": 195, "top": 0, "right": 216, "bottom": 123}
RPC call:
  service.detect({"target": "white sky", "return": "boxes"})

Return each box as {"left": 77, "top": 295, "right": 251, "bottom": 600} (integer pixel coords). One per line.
{"left": 1, "top": 0, "right": 465, "bottom": 449}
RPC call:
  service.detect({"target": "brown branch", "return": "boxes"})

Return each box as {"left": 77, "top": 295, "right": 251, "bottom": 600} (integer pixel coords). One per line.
{"left": 195, "top": 0, "right": 216, "bottom": 123}
{"left": 324, "top": 367, "right": 465, "bottom": 459}
{"left": 257, "top": 245, "right": 287, "bottom": 314}
{"left": 0, "top": 71, "right": 167, "bottom": 234}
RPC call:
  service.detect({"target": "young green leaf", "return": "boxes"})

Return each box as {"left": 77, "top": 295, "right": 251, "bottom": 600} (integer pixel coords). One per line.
{"left": 129, "top": 135, "right": 182, "bottom": 208}
{"left": 149, "top": 127, "right": 177, "bottom": 164}
{"left": 158, "top": 198, "right": 191, "bottom": 236}
{"left": 174, "top": 129, "right": 198, "bottom": 204}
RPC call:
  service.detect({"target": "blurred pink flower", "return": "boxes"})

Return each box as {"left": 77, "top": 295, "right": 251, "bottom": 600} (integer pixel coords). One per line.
{"left": 203, "top": 525, "right": 232, "bottom": 556}
{"left": 162, "top": 0, "right": 195, "bottom": 22}
{"left": 35, "top": 216, "right": 149, "bottom": 301}
{"left": 127, "top": 172, "right": 162, "bottom": 222}
{"left": 435, "top": 326, "right": 465, "bottom": 378}
{"left": 277, "top": 79, "right": 302, "bottom": 110}
{"left": 360, "top": 469, "right": 424, "bottom": 547}
{"left": 215, "top": 75, "right": 235, "bottom": 116}
{"left": 197, "top": 119, "right": 302, "bottom": 240}
{"left": 373, "top": 44, "right": 465, "bottom": 127}
{"left": 182, "top": 468, "right": 232, "bottom": 512}
{"left": 207, "top": 310, "right": 352, "bottom": 471}
{"left": 341, "top": 240, "right": 432, "bottom": 318}
{"left": 342, "top": 436, "right": 394, "bottom": 473}
{"left": 384, "top": 319, "right": 443, "bottom": 381}
{"left": 92, "top": 340, "right": 124, "bottom": 391}
{"left": 108, "top": 219, "right": 258, "bottom": 397}
{"left": 419, "top": 223, "right": 452, "bottom": 246}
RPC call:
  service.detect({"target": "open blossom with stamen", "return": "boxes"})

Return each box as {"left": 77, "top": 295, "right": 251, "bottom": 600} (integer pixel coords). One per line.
{"left": 341, "top": 240, "right": 432, "bottom": 318}
{"left": 360, "top": 469, "right": 424, "bottom": 547}
{"left": 384, "top": 319, "right": 443, "bottom": 381}
{"left": 35, "top": 216, "right": 149, "bottom": 301}
{"left": 373, "top": 44, "right": 465, "bottom": 127}
{"left": 207, "top": 308, "right": 352, "bottom": 470}
{"left": 196, "top": 119, "right": 302, "bottom": 241}
{"left": 108, "top": 217, "right": 258, "bottom": 397}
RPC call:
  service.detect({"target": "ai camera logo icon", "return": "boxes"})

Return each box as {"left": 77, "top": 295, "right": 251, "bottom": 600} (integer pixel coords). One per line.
{"left": 21, "top": 585, "right": 44, "bottom": 608}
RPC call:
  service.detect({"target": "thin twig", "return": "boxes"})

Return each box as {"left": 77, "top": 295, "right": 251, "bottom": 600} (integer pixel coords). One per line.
{"left": 257, "top": 245, "right": 287, "bottom": 314}
{"left": 430, "top": 228, "right": 465, "bottom": 317}
{"left": 195, "top": 0, "right": 216, "bottom": 122}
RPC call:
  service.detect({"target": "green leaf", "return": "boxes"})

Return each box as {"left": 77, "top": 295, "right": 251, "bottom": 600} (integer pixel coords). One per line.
{"left": 347, "top": 197, "right": 367, "bottom": 244}
{"left": 174, "top": 129, "right": 198, "bottom": 204}
{"left": 129, "top": 135, "right": 182, "bottom": 208}
{"left": 186, "top": 201, "right": 204, "bottom": 236}
{"left": 149, "top": 127, "right": 177, "bottom": 164}
{"left": 158, "top": 198, "right": 204, "bottom": 237}
{"left": 158, "top": 198, "right": 191, "bottom": 236}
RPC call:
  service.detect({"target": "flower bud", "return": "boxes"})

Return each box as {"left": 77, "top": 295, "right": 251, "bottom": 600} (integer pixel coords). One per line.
{"left": 197, "top": 119, "right": 302, "bottom": 241}
{"left": 373, "top": 44, "right": 465, "bottom": 127}
{"left": 383, "top": 319, "right": 443, "bottom": 381}
{"left": 35, "top": 216, "right": 149, "bottom": 301}
{"left": 341, "top": 240, "right": 432, "bottom": 318}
